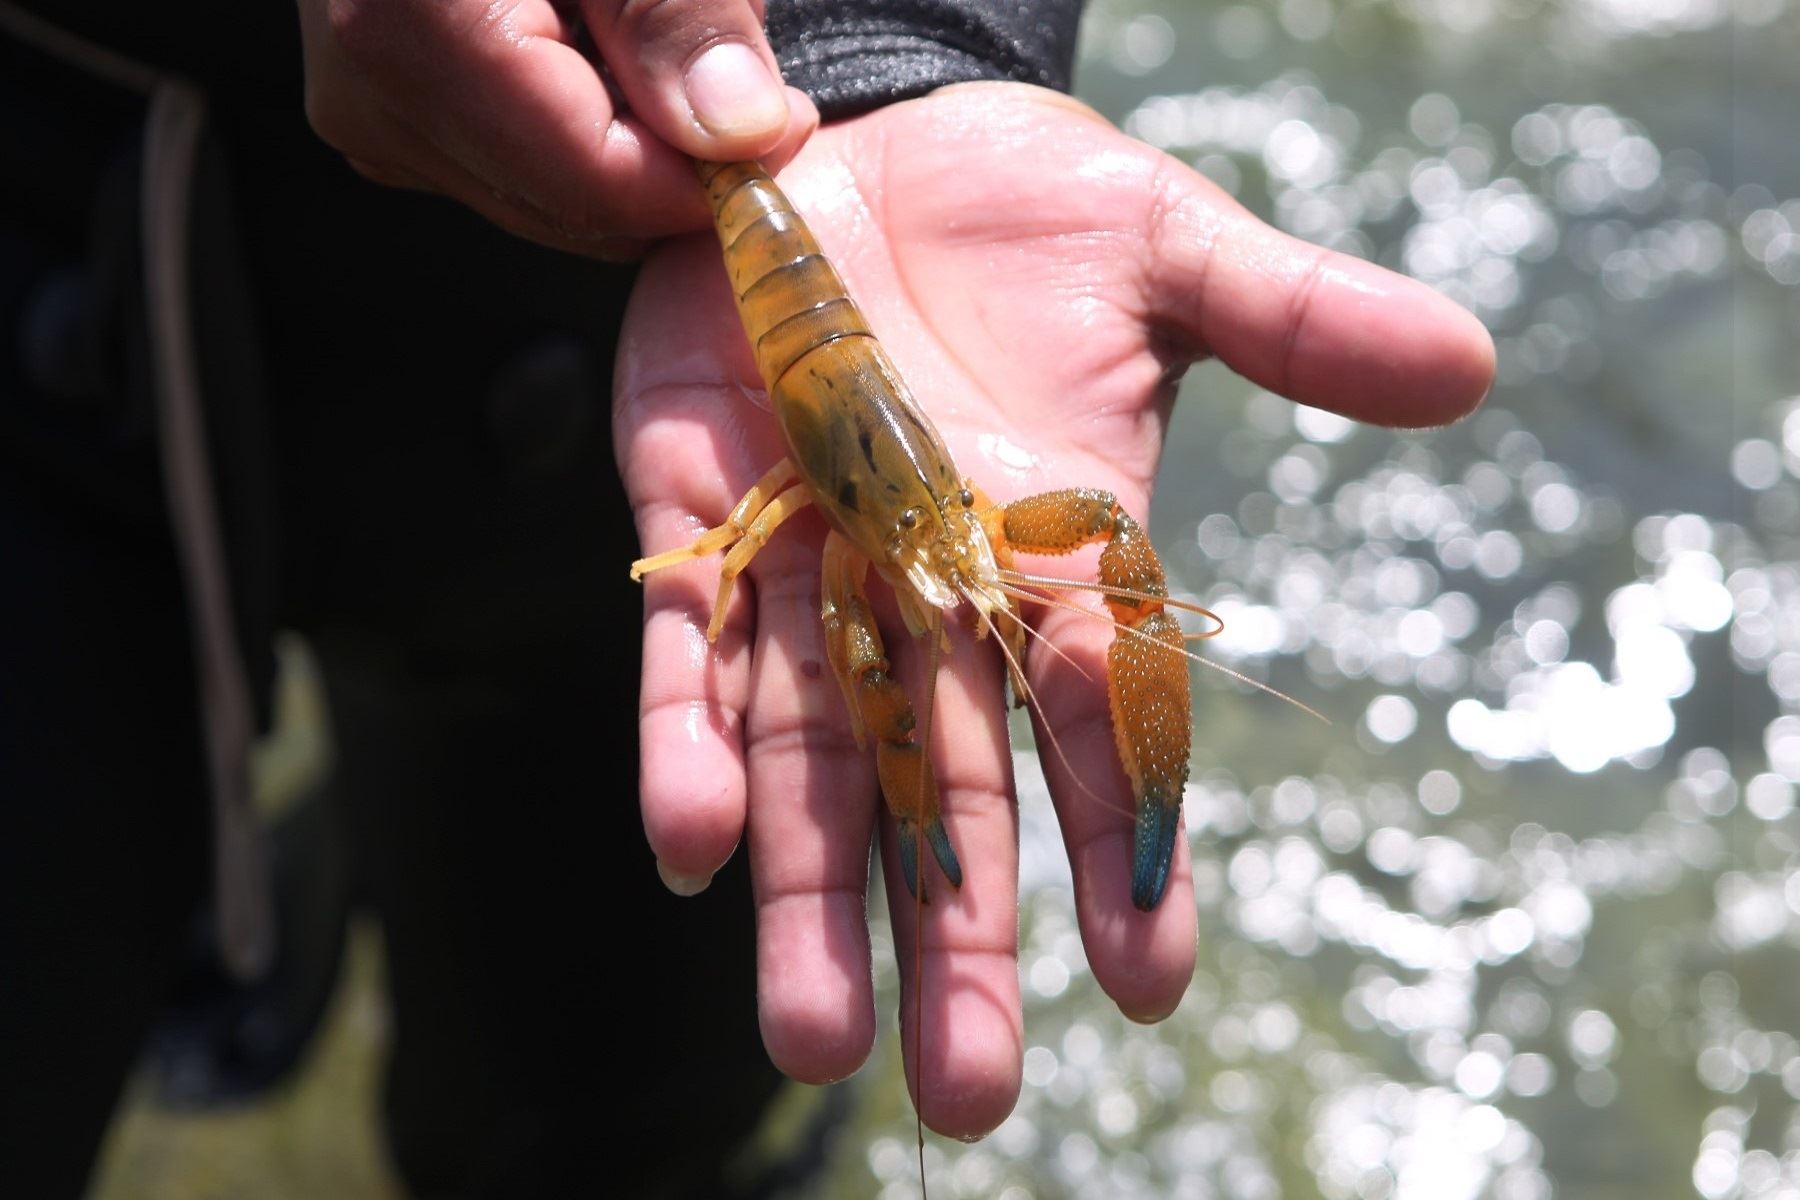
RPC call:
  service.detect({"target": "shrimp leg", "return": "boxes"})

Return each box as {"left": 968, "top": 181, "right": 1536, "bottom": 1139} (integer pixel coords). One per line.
{"left": 631, "top": 460, "right": 811, "bottom": 641}
{"left": 984, "top": 489, "right": 1190, "bottom": 911}
{"left": 821, "top": 532, "right": 962, "bottom": 900}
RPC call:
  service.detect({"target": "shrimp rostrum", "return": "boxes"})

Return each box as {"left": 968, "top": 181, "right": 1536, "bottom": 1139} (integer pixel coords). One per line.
{"left": 630, "top": 160, "right": 1198, "bottom": 913}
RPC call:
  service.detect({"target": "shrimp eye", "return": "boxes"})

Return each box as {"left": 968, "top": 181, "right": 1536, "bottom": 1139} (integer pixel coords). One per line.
{"left": 959, "top": 488, "right": 975, "bottom": 508}
{"left": 899, "top": 507, "right": 919, "bottom": 529}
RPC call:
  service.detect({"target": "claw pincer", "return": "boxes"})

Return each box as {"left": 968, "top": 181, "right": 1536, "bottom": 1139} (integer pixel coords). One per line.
{"left": 996, "top": 490, "right": 1191, "bottom": 910}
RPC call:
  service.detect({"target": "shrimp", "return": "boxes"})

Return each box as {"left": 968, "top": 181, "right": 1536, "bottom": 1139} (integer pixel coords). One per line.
{"left": 629, "top": 158, "right": 1197, "bottom": 1188}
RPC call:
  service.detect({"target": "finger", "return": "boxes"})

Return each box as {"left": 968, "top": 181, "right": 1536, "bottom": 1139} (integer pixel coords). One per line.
{"left": 404, "top": 142, "right": 653, "bottom": 261}
{"left": 626, "top": 401, "right": 772, "bottom": 892}
{"left": 586, "top": 0, "right": 815, "bottom": 161}
{"left": 877, "top": 620, "right": 1024, "bottom": 1139}
{"left": 1024, "top": 597, "right": 1199, "bottom": 1023}
{"left": 342, "top": 153, "right": 438, "bottom": 193}
{"left": 613, "top": 233, "right": 875, "bottom": 1076}
{"left": 635, "top": 499, "right": 757, "bottom": 894}
{"left": 620, "top": 231, "right": 786, "bottom": 890}
{"left": 342, "top": 109, "right": 649, "bottom": 259}
{"left": 1144, "top": 160, "right": 1496, "bottom": 429}
{"left": 741, "top": 550, "right": 881, "bottom": 1085}
{"left": 309, "top": 0, "right": 715, "bottom": 240}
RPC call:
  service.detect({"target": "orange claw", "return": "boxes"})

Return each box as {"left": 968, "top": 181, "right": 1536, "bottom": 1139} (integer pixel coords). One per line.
{"left": 1098, "top": 508, "right": 1191, "bottom": 910}
{"left": 1107, "top": 608, "right": 1190, "bottom": 909}
{"left": 998, "top": 491, "right": 1193, "bottom": 910}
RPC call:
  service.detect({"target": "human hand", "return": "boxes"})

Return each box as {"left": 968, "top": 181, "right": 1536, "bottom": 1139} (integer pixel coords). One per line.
{"left": 296, "top": 0, "right": 818, "bottom": 256}
{"left": 616, "top": 82, "right": 1494, "bottom": 1137}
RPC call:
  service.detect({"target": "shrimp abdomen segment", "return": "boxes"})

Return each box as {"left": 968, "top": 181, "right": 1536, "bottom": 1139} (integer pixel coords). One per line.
{"left": 698, "top": 160, "right": 870, "bottom": 384}
{"left": 991, "top": 490, "right": 1192, "bottom": 911}
{"left": 699, "top": 160, "right": 965, "bottom": 574}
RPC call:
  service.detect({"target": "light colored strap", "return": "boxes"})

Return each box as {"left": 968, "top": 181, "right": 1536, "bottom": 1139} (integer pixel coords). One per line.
{"left": 1, "top": 3, "right": 275, "bottom": 981}
{"left": 0, "top": 3, "right": 160, "bottom": 92}
{"left": 142, "top": 81, "right": 273, "bottom": 981}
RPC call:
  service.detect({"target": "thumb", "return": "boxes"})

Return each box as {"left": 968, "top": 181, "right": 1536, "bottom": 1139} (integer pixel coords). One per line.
{"left": 1144, "top": 160, "right": 1496, "bottom": 430}
{"left": 585, "top": 0, "right": 816, "bottom": 162}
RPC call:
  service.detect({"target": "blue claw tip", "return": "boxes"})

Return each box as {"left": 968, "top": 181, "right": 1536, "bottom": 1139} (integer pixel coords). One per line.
{"left": 927, "top": 819, "right": 963, "bottom": 890}
{"left": 897, "top": 820, "right": 923, "bottom": 902}
{"left": 1131, "top": 791, "right": 1179, "bottom": 911}
{"left": 897, "top": 818, "right": 962, "bottom": 901}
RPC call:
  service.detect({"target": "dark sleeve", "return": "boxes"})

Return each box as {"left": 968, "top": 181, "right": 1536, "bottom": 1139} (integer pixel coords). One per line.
{"left": 765, "top": 0, "right": 1084, "bottom": 120}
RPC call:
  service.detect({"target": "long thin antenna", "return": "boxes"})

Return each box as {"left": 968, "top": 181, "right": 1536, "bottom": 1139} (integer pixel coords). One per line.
{"left": 994, "top": 568, "right": 1226, "bottom": 635}
{"left": 964, "top": 586, "right": 1124, "bottom": 821}
{"left": 971, "top": 584, "right": 1093, "bottom": 684}
{"left": 988, "top": 578, "right": 1331, "bottom": 725}
{"left": 912, "top": 610, "right": 945, "bottom": 1199}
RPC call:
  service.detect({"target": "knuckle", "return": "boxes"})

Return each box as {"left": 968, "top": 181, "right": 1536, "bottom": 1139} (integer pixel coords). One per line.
{"left": 749, "top": 709, "right": 864, "bottom": 762}
{"left": 611, "top": 0, "right": 738, "bottom": 50}
{"left": 302, "top": 85, "right": 356, "bottom": 150}
{"left": 323, "top": 0, "right": 386, "bottom": 61}
{"left": 305, "top": 1, "right": 403, "bottom": 146}
{"left": 343, "top": 157, "right": 411, "bottom": 190}
{"left": 324, "top": 0, "right": 456, "bottom": 73}
{"left": 565, "top": 188, "right": 631, "bottom": 238}
{"left": 529, "top": 189, "right": 628, "bottom": 246}
{"left": 590, "top": 237, "right": 649, "bottom": 263}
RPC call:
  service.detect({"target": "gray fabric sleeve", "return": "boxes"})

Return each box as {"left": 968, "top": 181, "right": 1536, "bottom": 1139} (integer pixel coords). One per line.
{"left": 765, "top": 0, "right": 1084, "bottom": 119}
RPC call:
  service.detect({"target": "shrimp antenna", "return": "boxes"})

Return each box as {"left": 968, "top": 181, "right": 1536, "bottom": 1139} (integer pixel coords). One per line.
{"left": 970, "top": 582, "right": 1093, "bottom": 684}
{"left": 912, "top": 608, "right": 944, "bottom": 1199}
{"left": 961, "top": 585, "right": 1129, "bottom": 823}
{"left": 994, "top": 568, "right": 1226, "bottom": 637}
{"left": 987, "top": 578, "right": 1330, "bottom": 725}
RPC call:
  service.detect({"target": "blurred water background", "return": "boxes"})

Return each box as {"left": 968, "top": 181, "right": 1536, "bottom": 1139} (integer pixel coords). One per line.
{"left": 848, "top": 0, "right": 1798, "bottom": 1197}
{"left": 92, "top": 0, "right": 1798, "bottom": 1196}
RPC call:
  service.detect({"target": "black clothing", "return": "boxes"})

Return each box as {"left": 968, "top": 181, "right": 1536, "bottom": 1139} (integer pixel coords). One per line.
{"left": 771, "top": 0, "right": 1081, "bottom": 117}
{"left": 0, "top": 1, "right": 1081, "bottom": 1196}
{"left": 9, "top": 1, "right": 1084, "bottom": 115}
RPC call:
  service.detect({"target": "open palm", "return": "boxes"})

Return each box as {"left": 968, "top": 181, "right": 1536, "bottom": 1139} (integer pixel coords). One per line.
{"left": 614, "top": 82, "right": 1493, "bottom": 1137}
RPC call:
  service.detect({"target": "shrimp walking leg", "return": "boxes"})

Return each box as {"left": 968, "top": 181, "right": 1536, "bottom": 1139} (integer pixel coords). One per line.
{"left": 629, "top": 459, "right": 797, "bottom": 580}
{"left": 821, "top": 532, "right": 962, "bottom": 900}
{"left": 985, "top": 489, "right": 1191, "bottom": 910}
{"left": 631, "top": 460, "right": 810, "bottom": 641}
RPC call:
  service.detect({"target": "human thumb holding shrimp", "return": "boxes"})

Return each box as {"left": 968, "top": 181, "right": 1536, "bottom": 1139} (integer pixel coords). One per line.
{"left": 296, "top": 0, "right": 818, "bottom": 255}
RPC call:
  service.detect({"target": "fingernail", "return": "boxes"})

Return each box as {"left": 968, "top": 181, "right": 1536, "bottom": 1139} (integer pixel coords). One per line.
{"left": 684, "top": 42, "right": 788, "bottom": 139}
{"left": 657, "top": 859, "right": 714, "bottom": 896}
{"left": 1122, "top": 1000, "right": 1182, "bottom": 1026}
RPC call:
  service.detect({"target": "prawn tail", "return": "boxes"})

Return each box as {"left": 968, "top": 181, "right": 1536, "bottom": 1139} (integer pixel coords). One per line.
{"left": 695, "top": 158, "right": 870, "bottom": 398}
